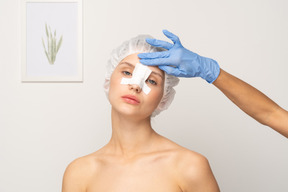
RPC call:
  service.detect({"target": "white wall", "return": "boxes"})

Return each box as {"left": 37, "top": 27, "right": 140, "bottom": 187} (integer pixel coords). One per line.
{"left": 1, "top": 0, "right": 288, "bottom": 191}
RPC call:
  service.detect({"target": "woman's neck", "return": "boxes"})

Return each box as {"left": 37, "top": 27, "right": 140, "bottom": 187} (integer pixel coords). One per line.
{"left": 106, "top": 108, "right": 159, "bottom": 158}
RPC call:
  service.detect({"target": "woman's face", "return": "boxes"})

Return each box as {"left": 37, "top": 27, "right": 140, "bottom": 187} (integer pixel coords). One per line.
{"left": 108, "top": 53, "right": 165, "bottom": 119}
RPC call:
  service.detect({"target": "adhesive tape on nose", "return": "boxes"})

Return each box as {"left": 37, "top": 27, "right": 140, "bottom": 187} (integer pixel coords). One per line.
{"left": 120, "top": 63, "right": 152, "bottom": 95}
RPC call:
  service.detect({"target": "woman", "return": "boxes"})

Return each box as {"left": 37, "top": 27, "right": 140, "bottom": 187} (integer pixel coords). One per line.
{"left": 62, "top": 35, "right": 220, "bottom": 192}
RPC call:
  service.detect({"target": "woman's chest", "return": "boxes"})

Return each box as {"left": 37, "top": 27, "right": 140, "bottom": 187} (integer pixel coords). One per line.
{"left": 86, "top": 159, "right": 182, "bottom": 192}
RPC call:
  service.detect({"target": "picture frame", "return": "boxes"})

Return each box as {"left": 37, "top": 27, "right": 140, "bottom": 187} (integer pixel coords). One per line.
{"left": 21, "top": 0, "right": 83, "bottom": 82}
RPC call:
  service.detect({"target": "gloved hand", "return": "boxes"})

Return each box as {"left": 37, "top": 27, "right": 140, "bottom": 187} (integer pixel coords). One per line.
{"left": 138, "top": 30, "right": 220, "bottom": 83}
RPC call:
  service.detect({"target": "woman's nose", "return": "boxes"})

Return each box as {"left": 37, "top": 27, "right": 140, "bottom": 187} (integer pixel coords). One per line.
{"left": 129, "top": 84, "right": 141, "bottom": 93}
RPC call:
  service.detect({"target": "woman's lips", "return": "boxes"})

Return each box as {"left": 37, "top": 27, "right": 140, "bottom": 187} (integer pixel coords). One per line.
{"left": 121, "top": 95, "right": 140, "bottom": 104}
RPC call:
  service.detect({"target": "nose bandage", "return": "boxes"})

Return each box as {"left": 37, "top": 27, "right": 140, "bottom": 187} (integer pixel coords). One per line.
{"left": 120, "top": 63, "right": 152, "bottom": 94}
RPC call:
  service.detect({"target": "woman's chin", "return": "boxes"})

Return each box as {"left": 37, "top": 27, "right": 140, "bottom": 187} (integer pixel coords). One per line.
{"left": 112, "top": 107, "right": 151, "bottom": 120}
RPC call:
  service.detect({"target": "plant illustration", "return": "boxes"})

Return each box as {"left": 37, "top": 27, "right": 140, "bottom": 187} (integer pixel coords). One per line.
{"left": 42, "top": 23, "right": 63, "bottom": 64}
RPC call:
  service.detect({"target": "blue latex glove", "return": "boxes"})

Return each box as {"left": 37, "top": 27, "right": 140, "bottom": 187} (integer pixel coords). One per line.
{"left": 138, "top": 30, "right": 220, "bottom": 83}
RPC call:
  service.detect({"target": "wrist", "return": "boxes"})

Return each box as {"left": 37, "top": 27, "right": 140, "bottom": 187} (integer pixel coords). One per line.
{"left": 212, "top": 68, "right": 223, "bottom": 85}
{"left": 203, "top": 59, "right": 220, "bottom": 83}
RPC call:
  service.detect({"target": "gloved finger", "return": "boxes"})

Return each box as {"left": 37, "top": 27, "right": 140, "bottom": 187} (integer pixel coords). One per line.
{"left": 146, "top": 38, "right": 173, "bottom": 50}
{"left": 140, "top": 58, "right": 172, "bottom": 66}
{"left": 138, "top": 51, "right": 170, "bottom": 59}
{"left": 162, "top": 29, "right": 182, "bottom": 45}
{"left": 158, "top": 65, "right": 181, "bottom": 77}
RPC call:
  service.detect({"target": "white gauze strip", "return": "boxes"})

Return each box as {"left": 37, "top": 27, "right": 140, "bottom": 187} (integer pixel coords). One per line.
{"left": 120, "top": 63, "right": 152, "bottom": 95}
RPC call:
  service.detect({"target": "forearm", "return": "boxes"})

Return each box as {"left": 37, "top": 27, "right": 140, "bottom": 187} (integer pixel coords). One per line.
{"left": 213, "top": 69, "right": 288, "bottom": 138}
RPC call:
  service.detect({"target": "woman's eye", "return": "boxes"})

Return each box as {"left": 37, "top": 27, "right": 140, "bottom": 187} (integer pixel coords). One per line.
{"left": 147, "top": 79, "right": 157, "bottom": 85}
{"left": 123, "top": 71, "right": 132, "bottom": 76}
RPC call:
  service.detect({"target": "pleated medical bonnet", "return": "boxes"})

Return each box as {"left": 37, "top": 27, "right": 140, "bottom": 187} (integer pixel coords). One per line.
{"left": 103, "top": 34, "right": 180, "bottom": 117}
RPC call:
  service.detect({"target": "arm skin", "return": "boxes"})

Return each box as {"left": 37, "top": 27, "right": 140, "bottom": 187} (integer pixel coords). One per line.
{"left": 213, "top": 69, "right": 288, "bottom": 138}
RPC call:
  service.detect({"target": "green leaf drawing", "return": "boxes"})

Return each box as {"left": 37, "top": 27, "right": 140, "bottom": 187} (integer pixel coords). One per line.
{"left": 42, "top": 23, "right": 63, "bottom": 64}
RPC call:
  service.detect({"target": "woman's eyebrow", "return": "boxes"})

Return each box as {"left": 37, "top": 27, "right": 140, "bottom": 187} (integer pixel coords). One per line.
{"left": 119, "top": 62, "right": 134, "bottom": 68}
{"left": 151, "top": 71, "right": 164, "bottom": 80}
{"left": 119, "top": 61, "right": 164, "bottom": 80}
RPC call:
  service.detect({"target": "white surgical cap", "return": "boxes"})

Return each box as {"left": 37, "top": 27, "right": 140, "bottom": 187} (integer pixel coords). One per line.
{"left": 103, "top": 34, "right": 180, "bottom": 117}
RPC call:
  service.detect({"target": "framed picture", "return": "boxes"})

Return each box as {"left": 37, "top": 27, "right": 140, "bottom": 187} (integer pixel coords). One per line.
{"left": 21, "top": 0, "right": 83, "bottom": 82}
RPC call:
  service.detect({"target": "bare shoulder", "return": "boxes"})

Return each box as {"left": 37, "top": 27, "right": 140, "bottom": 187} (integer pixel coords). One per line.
{"left": 159, "top": 137, "right": 220, "bottom": 192}
{"left": 173, "top": 148, "right": 212, "bottom": 179}
{"left": 62, "top": 153, "right": 102, "bottom": 192}
{"left": 157, "top": 135, "right": 208, "bottom": 163}
{"left": 174, "top": 149, "right": 220, "bottom": 192}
